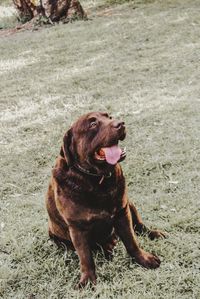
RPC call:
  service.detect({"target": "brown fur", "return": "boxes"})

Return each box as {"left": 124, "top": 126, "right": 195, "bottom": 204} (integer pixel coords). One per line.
{"left": 46, "top": 112, "right": 166, "bottom": 288}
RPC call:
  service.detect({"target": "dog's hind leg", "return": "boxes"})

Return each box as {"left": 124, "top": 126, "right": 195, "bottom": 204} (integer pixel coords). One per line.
{"left": 129, "top": 202, "right": 167, "bottom": 240}
{"left": 48, "top": 217, "right": 74, "bottom": 249}
{"left": 48, "top": 226, "right": 74, "bottom": 250}
{"left": 101, "top": 232, "right": 118, "bottom": 260}
{"left": 46, "top": 183, "right": 73, "bottom": 247}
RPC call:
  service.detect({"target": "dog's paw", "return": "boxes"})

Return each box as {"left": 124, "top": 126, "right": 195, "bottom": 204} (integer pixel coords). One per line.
{"left": 134, "top": 249, "right": 161, "bottom": 269}
{"left": 148, "top": 229, "right": 168, "bottom": 240}
{"left": 75, "top": 272, "right": 96, "bottom": 289}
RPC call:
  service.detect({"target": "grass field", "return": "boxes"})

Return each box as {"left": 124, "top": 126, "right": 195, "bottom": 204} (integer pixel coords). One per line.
{"left": 0, "top": 0, "right": 200, "bottom": 298}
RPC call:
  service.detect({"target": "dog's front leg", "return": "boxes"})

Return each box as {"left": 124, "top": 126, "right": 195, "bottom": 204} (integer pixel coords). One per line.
{"left": 69, "top": 227, "right": 96, "bottom": 288}
{"left": 114, "top": 205, "right": 161, "bottom": 269}
{"left": 129, "top": 202, "right": 167, "bottom": 240}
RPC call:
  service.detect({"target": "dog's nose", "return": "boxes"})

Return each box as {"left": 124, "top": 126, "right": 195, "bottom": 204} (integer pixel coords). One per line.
{"left": 112, "top": 121, "right": 125, "bottom": 129}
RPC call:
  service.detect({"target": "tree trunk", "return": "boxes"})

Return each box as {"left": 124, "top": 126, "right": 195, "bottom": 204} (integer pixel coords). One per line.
{"left": 13, "top": 0, "right": 86, "bottom": 23}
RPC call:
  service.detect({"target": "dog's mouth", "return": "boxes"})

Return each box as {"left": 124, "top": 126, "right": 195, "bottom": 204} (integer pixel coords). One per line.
{"left": 94, "top": 143, "right": 126, "bottom": 165}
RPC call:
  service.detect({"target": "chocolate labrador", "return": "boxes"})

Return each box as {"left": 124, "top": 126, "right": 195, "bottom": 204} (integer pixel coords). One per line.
{"left": 46, "top": 112, "right": 166, "bottom": 288}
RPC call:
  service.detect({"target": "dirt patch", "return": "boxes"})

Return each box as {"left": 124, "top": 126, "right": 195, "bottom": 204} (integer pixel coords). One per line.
{"left": 0, "top": 20, "right": 39, "bottom": 37}
{"left": 0, "top": 27, "right": 16, "bottom": 37}
{"left": 0, "top": 26, "right": 30, "bottom": 37}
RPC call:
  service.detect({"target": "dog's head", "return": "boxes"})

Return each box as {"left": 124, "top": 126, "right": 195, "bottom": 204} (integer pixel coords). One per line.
{"left": 61, "top": 112, "right": 126, "bottom": 172}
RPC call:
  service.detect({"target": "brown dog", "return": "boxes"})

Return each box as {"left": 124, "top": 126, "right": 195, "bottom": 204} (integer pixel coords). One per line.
{"left": 46, "top": 112, "right": 166, "bottom": 288}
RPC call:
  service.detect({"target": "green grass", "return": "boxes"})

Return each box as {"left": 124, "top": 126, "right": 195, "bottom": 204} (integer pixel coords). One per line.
{"left": 0, "top": 16, "right": 18, "bottom": 29}
{"left": 0, "top": 0, "right": 11, "bottom": 5}
{"left": 0, "top": 1, "right": 18, "bottom": 29}
{"left": 0, "top": 0, "right": 200, "bottom": 298}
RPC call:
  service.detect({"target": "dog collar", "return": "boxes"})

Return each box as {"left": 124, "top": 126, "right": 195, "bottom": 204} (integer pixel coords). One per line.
{"left": 72, "top": 164, "right": 113, "bottom": 184}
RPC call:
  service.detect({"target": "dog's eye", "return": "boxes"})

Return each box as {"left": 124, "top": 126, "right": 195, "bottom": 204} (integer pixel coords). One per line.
{"left": 89, "top": 118, "right": 98, "bottom": 128}
{"left": 109, "top": 116, "right": 112, "bottom": 119}
{"left": 89, "top": 121, "right": 97, "bottom": 128}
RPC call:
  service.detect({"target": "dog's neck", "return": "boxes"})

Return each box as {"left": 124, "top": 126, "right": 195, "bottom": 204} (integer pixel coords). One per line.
{"left": 60, "top": 149, "right": 116, "bottom": 184}
{"left": 72, "top": 162, "right": 115, "bottom": 184}
{"left": 74, "top": 163, "right": 112, "bottom": 176}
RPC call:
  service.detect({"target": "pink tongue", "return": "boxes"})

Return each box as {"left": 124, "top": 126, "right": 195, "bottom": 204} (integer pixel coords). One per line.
{"left": 103, "top": 145, "right": 122, "bottom": 165}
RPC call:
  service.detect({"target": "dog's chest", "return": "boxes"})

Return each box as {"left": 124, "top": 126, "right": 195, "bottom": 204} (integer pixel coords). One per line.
{"left": 63, "top": 172, "right": 125, "bottom": 225}
{"left": 81, "top": 180, "right": 123, "bottom": 222}
{"left": 85, "top": 208, "right": 116, "bottom": 224}
{"left": 66, "top": 174, "right": 124, "bottom": 203}
{"left": 87, "top": 179, "right": 123, "bottom": 213}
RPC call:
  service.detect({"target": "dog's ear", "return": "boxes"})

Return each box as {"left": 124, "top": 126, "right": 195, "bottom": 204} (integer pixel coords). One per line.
{"left": 60, "top": 128, "right": 73, "bottom": 166}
